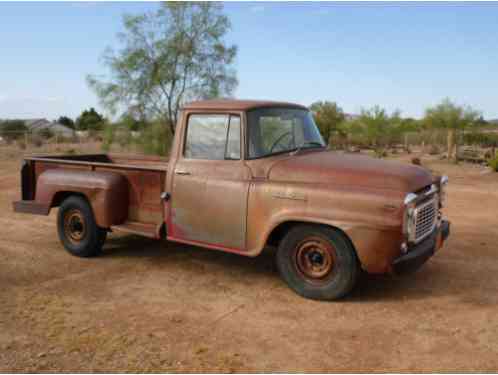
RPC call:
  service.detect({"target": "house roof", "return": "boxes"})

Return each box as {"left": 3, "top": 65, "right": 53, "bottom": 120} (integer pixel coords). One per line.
{"left": 182, "top": 99, "right": 308, "bottom": 111}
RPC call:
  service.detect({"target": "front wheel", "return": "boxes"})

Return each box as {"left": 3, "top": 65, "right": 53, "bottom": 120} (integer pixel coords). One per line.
{"left": 57, "top": 195, "right": 107, "bottom": 257}
{"left": 276, "top": 225, "right": 359, "bottom": 300}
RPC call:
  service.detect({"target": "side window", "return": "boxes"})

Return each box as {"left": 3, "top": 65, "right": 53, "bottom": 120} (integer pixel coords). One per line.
{"left": 225, "top": 116, "right": 241, "bottom": 160}
{"left": 184, "top": 114, "right": 241, "bottom": 160}
{"left": 184, "top": 115, "right": 229, "bottom": 160}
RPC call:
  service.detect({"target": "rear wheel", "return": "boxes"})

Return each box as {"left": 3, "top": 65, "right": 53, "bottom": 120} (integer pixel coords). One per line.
{"left": 276, "top": 225, "right": 359, "bottom": 300}
{"left": 57, "top": 195, "right": 107, "bottom": 257}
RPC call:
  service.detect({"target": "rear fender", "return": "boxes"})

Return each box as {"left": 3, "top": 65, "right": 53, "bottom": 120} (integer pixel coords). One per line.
{"left": 35, "top": 169, "right": 129, "bottom": 228}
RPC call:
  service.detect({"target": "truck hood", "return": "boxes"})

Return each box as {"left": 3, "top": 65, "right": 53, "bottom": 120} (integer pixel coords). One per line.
{"left": 267, "top": 151, "right": 433, "bottom": 193}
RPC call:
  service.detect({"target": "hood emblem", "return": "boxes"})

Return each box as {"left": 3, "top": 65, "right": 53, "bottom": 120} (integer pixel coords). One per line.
{"left": 272, "top": 190, "right": 307, "bottom": 201}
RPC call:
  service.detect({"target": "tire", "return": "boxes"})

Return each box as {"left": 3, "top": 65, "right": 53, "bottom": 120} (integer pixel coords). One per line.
{"left": 276, "top": 225, "right": 359, "bottom": 301}
{"left": 57, "top": 195, "right": 107, "bottom": 257}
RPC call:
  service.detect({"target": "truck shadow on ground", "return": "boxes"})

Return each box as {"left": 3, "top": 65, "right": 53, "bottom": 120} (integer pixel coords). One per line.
{"left": 101, "top": 234, "right": 492, "bottom": 305}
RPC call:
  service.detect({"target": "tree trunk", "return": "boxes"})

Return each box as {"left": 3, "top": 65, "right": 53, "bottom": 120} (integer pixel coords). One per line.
{"left": 447, "top": 128, "right": 457, "bottom": 162}
{"left": 167, "top": 118, "right": 175, "bottom": 135}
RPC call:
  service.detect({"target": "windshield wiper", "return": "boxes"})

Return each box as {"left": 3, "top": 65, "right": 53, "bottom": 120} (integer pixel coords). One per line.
{"left": 290, "top": 141, "right": 325, "bottom": 155}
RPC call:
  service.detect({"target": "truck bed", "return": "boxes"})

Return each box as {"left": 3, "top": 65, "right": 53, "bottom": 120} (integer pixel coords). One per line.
{"left": 17, "top": 153, "right": 169, "bottom": 238}
{"left": 24, "top": 153, "right": 168, "bottom": 171}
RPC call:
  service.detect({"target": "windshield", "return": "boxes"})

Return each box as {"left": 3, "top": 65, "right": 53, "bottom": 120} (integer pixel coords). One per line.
{"left": 247, "top": 107, "right": 325, "bottom": 159}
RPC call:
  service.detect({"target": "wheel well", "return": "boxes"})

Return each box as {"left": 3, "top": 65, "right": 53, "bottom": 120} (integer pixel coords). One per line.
{"left": 266, "top": 221, "right": 358, "bottom": 255}
{"left": 51, "top": 191, "right": 88, "bottom": 208}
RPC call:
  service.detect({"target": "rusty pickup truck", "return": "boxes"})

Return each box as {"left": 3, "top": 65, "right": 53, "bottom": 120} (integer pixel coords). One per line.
{"left": 13, "top": 100, "right": 450, "bottom": 300}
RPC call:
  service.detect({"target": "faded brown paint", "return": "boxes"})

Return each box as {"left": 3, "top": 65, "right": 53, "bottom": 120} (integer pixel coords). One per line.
{"left": 13, "top": 99, "right": 448, "bottom": 275}
{"left": 15, "top": 154, "right": 166, "bottom": 231}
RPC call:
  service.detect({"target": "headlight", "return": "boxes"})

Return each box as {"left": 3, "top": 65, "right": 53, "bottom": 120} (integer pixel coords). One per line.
{"left": 403, "top": 193, "right": 417, "bottom": 240}
{"left": 439, "top": 175, "right": 448, "bottom": 207}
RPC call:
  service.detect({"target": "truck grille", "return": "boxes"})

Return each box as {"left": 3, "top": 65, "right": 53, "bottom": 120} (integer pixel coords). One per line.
{"left": 413, "top": 197, "right": 438, "bottom": 243}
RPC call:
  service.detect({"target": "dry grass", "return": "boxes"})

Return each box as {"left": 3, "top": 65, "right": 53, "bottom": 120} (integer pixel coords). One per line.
{"left": 1, "top": 150, "right": 498, "bottom": 372}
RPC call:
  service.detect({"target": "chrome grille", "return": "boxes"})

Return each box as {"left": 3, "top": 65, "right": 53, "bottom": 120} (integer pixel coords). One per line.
{"left": 413, "top": 197, "right": 438, "bottom": 243}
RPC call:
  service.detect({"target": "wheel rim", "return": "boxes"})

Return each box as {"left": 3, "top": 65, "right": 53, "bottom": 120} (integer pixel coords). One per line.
{"left": 295, "top": 236, "right": 337, "bottom": 283}
{"left": 63, "top": 209, "right": 86, "bottom": 244}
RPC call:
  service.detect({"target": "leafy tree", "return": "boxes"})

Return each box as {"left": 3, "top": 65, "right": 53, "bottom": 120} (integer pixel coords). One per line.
{"left": 310, "top": 101, "right": 345, "bottom": 145}
{"left": 119, "top": 112, "right": 147, "bottom": 132}
{"left": 356, "top": 106, "right": 403, "bottom": 156}
{"left": 0, "top": 120, "right": 28, "bottom": 141}
{"left": 475, "top": 115, "right": 488, "bottom": 127}
{"left": 75, "top": 108, "right": 105, "bottom": 131}
{"left": 87, "top": 2, "right": 238, "bottom": 134}
{"left": 424, "top": 98, "right": 480, "bottom": 162}
{"left": 57, "top": 116, "right": 75, "bottom": 129}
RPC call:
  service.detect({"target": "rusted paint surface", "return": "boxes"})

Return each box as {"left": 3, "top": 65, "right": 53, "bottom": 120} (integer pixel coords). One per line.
{"left": 34, "top": 169, "right": 129, "bottom": 228}
{"left": 14, "top": 154, "right": 166, "bottom": 229}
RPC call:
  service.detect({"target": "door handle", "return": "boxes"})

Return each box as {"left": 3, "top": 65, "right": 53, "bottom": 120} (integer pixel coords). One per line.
{"left": 175, "top": 169, "right": 191, "bottom": 176}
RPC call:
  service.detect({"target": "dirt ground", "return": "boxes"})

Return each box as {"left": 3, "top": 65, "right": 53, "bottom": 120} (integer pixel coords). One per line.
{"left": 1, "top": 151, "right": 498, "bottom": 373}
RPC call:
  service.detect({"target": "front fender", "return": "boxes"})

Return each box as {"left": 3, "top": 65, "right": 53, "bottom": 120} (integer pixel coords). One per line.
{"left": 246, "top": 181, "right": 405, "bottom": 273}
{"left": 35, "top": 169, "right": 129, "bottom": 227}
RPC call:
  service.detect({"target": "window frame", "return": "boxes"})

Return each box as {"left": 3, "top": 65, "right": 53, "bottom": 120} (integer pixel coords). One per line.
{"left": 182, "top": 112, "right": 244, "bottom": 161}
{"left": 245, "top": 107, "right": 325, "bottom": 160}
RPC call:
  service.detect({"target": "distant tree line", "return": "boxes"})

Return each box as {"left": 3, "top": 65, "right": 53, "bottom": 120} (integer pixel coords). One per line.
{"left": 310, "top": 98, "right": 488, "bottom": 162}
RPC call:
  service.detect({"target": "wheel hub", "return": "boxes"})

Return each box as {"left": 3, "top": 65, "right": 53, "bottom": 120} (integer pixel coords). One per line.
{"left": 64, "top": 209, "right": 86, "bottom": 244}
{"left": 295, "top": 237, "right": 336, "bottom": 281}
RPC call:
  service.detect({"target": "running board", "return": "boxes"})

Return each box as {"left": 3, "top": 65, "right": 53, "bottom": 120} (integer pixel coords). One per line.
{"left": 110, "top": 221, "right": 162, "bottom": 239}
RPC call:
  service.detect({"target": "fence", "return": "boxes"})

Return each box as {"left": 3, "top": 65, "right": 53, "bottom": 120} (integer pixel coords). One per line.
{"left": 0, "top": 127, "right": 174, "bottom": 157}
{"left": 1, "top": 127, "right": 497, "bottom": 161}
{"left": 0, "top": 131, "right": 129, "bottom": 155}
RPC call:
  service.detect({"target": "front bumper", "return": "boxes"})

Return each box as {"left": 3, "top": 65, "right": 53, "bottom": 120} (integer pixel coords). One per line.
{"left": 392, "top": 220, "right": 450, "bottom": 274}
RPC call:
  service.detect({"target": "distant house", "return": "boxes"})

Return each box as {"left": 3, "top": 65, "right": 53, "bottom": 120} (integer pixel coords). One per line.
{"left": 24, "top": 119, "right": 75, "bottom": 137}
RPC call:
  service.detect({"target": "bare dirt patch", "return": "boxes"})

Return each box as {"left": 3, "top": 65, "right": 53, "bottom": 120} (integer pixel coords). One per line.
{"left": 1, "top": 153, "right": 498, "bottom": 372}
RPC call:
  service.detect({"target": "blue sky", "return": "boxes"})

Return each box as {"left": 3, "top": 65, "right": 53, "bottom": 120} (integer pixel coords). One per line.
{"left": 0, "top": 2, "right": 497, "bottom": 120}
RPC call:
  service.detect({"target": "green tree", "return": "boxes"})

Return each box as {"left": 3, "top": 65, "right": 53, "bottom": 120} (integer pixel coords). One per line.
{"left": 120, "top": 112, "right": 146, "bottom": 132}
{"left": 310, "top": 101, "right": 345, "bottom": 145}
{"left": 75, "top": 108, "right": 105, "bottom": 132}
{"left": 57, "top": 116, "right": 75, "bottom": 129}
{"left": 424, "top": 98, "right": 480, "bottom": 162}
{"left": 356, "top": 106, "right": 403, "bottom": 156}
{"left": 0, "top": 120, "right": 28, "bottom": 141}
{"left": 87, "top": 2, "right": 238, "bottom": 135}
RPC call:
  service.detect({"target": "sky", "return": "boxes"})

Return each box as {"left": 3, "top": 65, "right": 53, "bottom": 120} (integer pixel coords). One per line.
{"left": 0, "top": 1, "right": 497, "bottom": 121}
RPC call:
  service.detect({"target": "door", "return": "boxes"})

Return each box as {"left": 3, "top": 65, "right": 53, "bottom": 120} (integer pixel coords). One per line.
{"left": 170, "top": 114, "right": 249, "bottom": 251}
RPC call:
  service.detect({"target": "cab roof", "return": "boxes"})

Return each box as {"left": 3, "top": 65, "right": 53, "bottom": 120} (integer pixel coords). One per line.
{"left": 182, "top": 99, "right": 308, "bottom": 112}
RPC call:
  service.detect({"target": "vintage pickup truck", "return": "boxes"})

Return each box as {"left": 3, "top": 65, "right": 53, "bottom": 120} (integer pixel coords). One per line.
{"left": 13, "top": 100, "right": 450, "bottom": 300}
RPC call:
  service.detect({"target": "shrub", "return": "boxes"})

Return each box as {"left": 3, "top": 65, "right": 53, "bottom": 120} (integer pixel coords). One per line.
{"left": 137, "top": 122, "right": 172, "bottom": 156}
{"left": 0, "top": 120, "right": 27, "bottom": 141}
{"left": 488, "top": 152, "right": 498, "bottom": 172}
{"left": 102, "top": 124, "right": 115, "bottom": 152}
{"left": 101, "top": 120, "right": 172, "bottom": 156}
